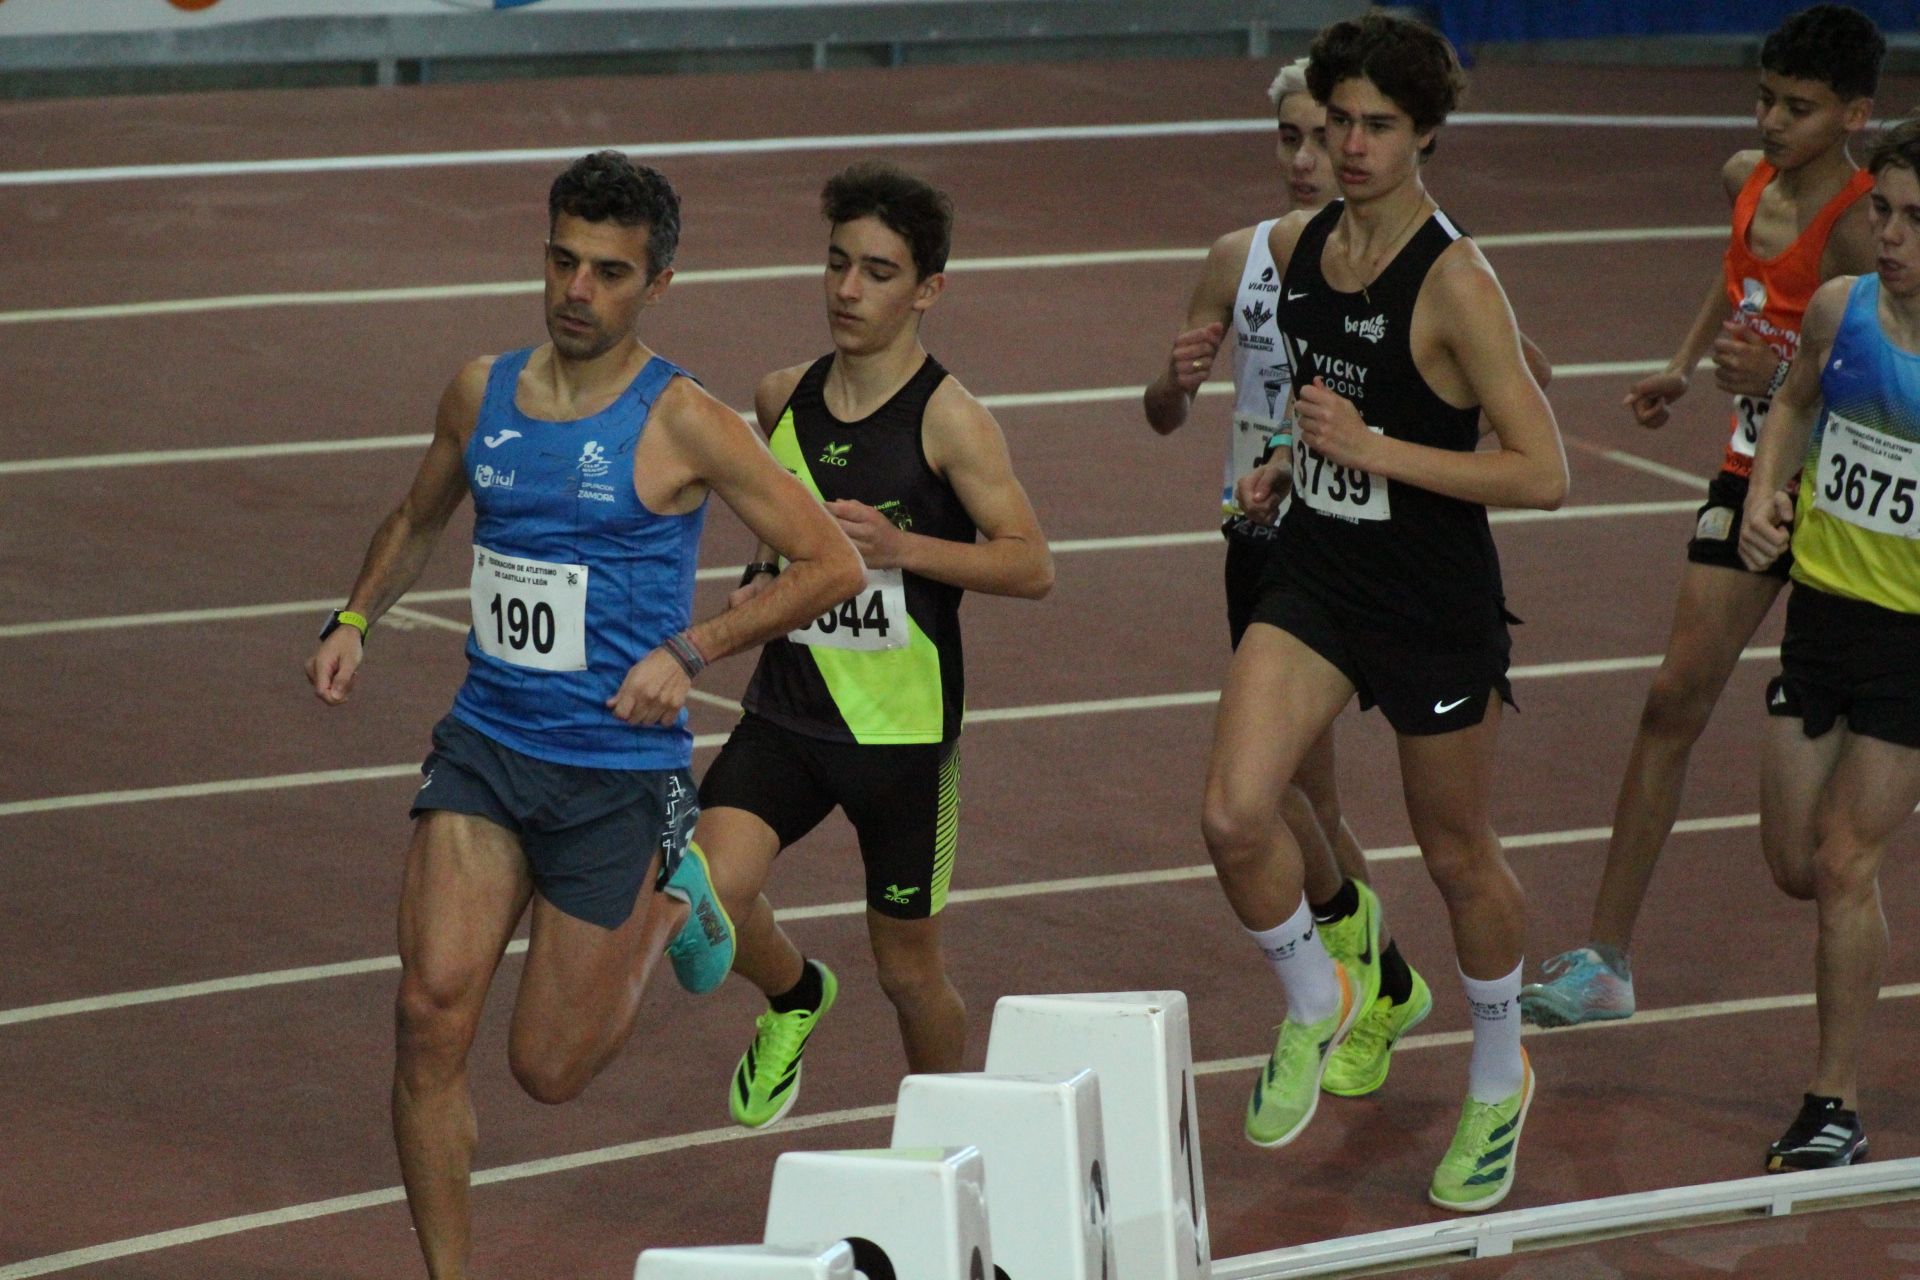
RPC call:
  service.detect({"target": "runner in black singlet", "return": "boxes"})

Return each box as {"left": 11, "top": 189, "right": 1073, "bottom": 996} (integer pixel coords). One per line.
{"left": 1201, "top": 14, "right": 1567, "bottom": 1213}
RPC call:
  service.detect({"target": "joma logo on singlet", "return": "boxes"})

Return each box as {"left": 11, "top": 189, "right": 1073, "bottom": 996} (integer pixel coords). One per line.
{"left": 818, "top": 441, "right": 852, "bottom": 467}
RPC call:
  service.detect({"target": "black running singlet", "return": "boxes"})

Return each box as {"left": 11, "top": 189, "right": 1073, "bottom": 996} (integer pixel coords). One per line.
{"left": 744, "top": 354, "right": 977, "bottom": 744}
{"left": 1273, "top": 200, "right": 1506, "bottom": 642}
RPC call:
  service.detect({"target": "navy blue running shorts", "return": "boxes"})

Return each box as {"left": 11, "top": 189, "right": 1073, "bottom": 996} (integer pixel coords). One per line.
{"left": 411, "top": 714, "right": 696, "bottom": 929}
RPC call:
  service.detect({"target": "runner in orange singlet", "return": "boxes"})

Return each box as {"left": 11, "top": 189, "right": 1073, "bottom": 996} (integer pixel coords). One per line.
{"left": 1523, "top": 4, "right": 1883, "bottom": 1027}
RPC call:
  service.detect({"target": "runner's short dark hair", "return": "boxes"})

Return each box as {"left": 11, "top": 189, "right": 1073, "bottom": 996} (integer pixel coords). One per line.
{"left": 1869, "top": 116, "right": 1920, "bottom": 176}
{"left": 1307, "top": 12, "right": 1466, "bottom": 159}
{"left": 821, "top": 161, "right": 954, "bottom": 279}
{"left": 548, "top": 151, "right": 681, "bottom": 278}
{"left": 1762, "top": 5, "right": 1884, "bottom": 101}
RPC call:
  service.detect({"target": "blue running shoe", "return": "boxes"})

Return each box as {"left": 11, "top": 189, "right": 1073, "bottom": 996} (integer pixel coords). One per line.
{"left": 663, "top": 842, "right": 735, "bottom": 995}
{"left": 1518, "top": 946, "right": 1633, "bottom": 1027}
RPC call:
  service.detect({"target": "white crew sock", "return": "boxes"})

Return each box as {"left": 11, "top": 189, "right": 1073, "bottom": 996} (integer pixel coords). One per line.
{"left": 1247, "top": 897, "right": 1342, "bottom": 1025}
{"left": 1461, "top": 960, "right": 1526, "bottom": 1103}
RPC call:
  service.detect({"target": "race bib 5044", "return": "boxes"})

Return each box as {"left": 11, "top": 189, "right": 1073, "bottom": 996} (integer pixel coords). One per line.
{"left": 790, "top": 568, "right": 909, "bottom": 651}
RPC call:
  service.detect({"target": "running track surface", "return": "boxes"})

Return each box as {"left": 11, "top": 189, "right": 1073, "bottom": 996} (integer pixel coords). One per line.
{"left": 5, "top": 57, "right": 1920, "bottom": 1280}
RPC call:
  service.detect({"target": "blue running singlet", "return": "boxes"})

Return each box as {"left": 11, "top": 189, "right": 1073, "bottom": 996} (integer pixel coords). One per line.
{"left": 449, "top": 348, "right": 707, "bottom": 768}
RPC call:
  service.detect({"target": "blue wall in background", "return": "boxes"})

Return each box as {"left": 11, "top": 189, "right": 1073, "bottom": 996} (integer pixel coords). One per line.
{"left": 1429, "top": 1, "right": 1920, "bottom": 49}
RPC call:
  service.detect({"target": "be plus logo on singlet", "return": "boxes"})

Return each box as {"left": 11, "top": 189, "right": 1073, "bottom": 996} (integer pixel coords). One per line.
{"left": 1344, "top": 313, "right": 1388, "bottom": 344}
{"left": 876, "top": 499, "right": 914, "bottom": 531}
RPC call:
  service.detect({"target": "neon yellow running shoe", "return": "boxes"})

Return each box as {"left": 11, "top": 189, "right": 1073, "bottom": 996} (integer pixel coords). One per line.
{"left": 1244, "top": 964, "right": 1358, "bottom": 1148}
{"left": 1323, "top": 964, "right": 1432, "bottom": 1097}
{"left": 1429, "top": 1051, "right": 1535, "bottom": 1212}
{"left": 1316, "top": 880, "right": 1384, "bottom": 1015}
{"left": 730, "top": 962, "right": 838, "bottom": 1129}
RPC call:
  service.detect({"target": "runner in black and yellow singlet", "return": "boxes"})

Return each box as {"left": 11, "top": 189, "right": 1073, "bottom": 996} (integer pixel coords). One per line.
{"left": 744, "top": 351, "right": 975, "bottom": 745}
{"left": 697, "top": 161, "right": 1052, "bottom": 1130}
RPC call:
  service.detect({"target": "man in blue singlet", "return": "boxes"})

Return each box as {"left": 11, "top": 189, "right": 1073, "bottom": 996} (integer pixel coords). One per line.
{"left": 303, "top": 151, "right": 863, "bottom": 1279}
{"left": 1739, "top": 118, "right": 1920, "bottom": 1174}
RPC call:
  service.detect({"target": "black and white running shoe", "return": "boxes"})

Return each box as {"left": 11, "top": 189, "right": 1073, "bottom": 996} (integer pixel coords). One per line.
{"left": 1767, "top": 1093, "right": 1868, "bottom": 1172}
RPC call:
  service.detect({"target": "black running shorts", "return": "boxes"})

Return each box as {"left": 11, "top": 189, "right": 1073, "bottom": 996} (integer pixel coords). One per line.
{"left": 1688, "top": 468, "right": 1793, "bottom": 580}
{"left": 1768, "top": 582, "right": 1920, "bottom": 748}
{"left": 699, "top": 712, "right": 959, "bottom": 920}
{"left": 1224, "top": 522, "right": 1283, "bottom": 650}
{"left": 1250, "top": 587, "right": 1515, "bottom": 737}
{"left": 411, "top": 714, "right": 694, "bottom": 929}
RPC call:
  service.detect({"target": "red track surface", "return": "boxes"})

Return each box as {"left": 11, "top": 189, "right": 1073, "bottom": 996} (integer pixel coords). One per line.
{"left": 4, "top": 56, "right": 1920, "bottom": 1280}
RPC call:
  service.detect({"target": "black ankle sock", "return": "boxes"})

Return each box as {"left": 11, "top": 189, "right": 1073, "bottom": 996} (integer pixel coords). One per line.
{"left": 1310, "top": 878, "right": 1359, "bottom": 923}
{"left": 1378, "top": 941, "right": 1414, "bottom": 1004}
{"left": 769, "top": 959, "right": 824, "bottom": 1014}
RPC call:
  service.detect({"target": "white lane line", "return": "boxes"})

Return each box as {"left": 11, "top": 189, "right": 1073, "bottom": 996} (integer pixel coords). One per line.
{"left": 0, "top": 114, "right": 1760, "bottom": 190}
{"left": 381, "top": 605, "right": 466, "bottom": 635}
{"left": 0, "top": 357, "right": 1673, "bottom": 477}
{"left": 0, "top": 809, "right": 1774, "bottom": 1028}
{"left": 0, "top": 227, "right": 1719, "bottom": 327}
{"left": 0, "top": 498, "right": 1699, "bottom": 640}
{"left": 0, "top": 639, "right": 1779, "bottom": 822}
{"left": 1594, "top": 448, "right": 1714, "bottom": 491}
{"left": 5, "top": 979, "right": 1905, "bottom": 1280}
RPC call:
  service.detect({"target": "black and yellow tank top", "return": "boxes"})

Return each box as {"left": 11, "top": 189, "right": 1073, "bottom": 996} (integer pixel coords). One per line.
{"left": 743, "top": 353, "right": 977, "bottom": 744}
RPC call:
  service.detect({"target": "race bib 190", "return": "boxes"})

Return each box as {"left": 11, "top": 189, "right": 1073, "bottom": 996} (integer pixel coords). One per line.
{"left": 1813, "top": 412, "right": 1920, "bottom": 538}
{"left": 469, "top": 545, "right": 589, "bottom": 671}
{"left": 1293, "top": 427, "right": 1390, "bottom": 522}
{"left": 790, "top": 568, "right": 909, "bottom": 651}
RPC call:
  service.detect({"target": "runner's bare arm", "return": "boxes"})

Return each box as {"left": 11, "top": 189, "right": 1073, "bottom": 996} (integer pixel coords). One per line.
{"left": 1295, "top": 247, "right": 1567, "bottom": 510}
{"left": 1739, "top": 277, "right": 1851, "bottom": 570}
{"left": 673, "top": 381, "right": 864, "bottom": 660}
{"left": 305, "top": 357, "right": 487, "bottom": 705}
{"left": 1625, "top": 151, "right": 1761, "bottom": 427}
{"left": 833, "top": 380, "right": 1053, "bottom": 599}
{"left": 724, "top": 365, "right": 815, "bottom": 608}
{"left": 1143, "top": 229, "right": 1245, "bottom": 433}
{"left": 1520, "top": 333, "right": 1552, "bottom": 389}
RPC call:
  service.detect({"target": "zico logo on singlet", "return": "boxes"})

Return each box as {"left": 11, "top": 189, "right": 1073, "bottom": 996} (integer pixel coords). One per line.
{"left": 818, "top": 441, "right": 852, "bottom": 467}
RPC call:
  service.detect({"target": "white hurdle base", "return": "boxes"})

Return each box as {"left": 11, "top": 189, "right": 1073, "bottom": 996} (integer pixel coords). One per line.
{"left": 635, "top": 1241, "right": 856, "bottom": 1278}
{"left": 764, "top": 1146, "right": 993, "bottom": 1280}
{"left": 893, "top": 1070, "right": 1114, "bottom": 1280}
{"left": 1213, "top": 1157, "right": 1920, "bottom": 1278}
{"left": 986, "top": 992, "right": 1210, "bottom": 1280}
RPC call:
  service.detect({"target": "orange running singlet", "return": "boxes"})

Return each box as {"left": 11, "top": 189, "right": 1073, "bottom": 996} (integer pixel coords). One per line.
{"left": 1720, "top": 161, "right": 1873, "bottom": 476}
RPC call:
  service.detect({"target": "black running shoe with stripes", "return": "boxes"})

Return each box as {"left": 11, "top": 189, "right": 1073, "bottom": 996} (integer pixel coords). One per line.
{"left": 1766, "top": 1093, "right": 1867, "bottom": 1172}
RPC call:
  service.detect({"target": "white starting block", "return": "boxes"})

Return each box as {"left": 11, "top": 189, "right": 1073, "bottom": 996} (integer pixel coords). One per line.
{"left": 634, "top": 1241, "right": 856, "bottom": 1278}
{"left": 765, "top": 1146, "right": 994, "bottom": 1280}
{"left": 986, "top": 992, "right": 1211, "bottom": 1280}
{"left": 892, "top": 1070, "right": 1114, "bottom": 1280}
